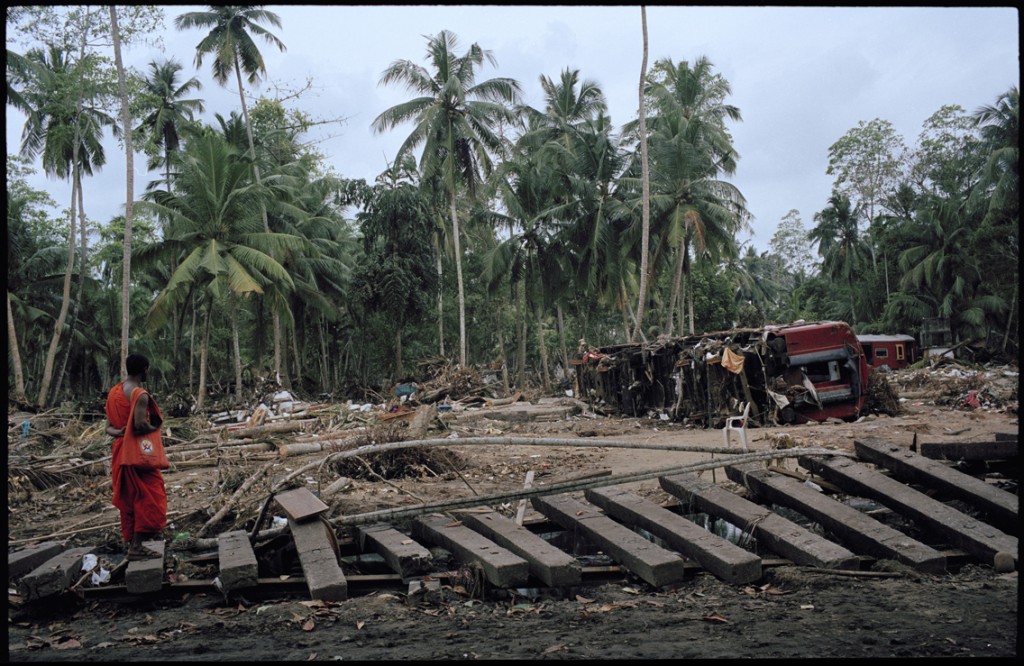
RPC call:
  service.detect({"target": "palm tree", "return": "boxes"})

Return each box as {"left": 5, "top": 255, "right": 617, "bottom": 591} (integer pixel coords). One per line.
{"left": 622, "top": 56, "right": 747, "bottom": 335}
{"left": 522, "top": 68, "right": 607, "bottom": 153}
{"left": 808, "top": 193, "right": 870, "bottom": 325}
{"left": 898, "top": 196, "right": 1005, "bottom": 343}
{"left": 135, "top": 130, "right": 305, "bottom": 410}
{"left": 521, "top": 67, "right": 609, "bottom": 370}
{"left": 632, "top": 5, "right": 652, "bottom": 343}
{"left": 135, "top": 58, "right": 205, "bottom": 189}
{"left": 355, "top": 182, "right": 437, "bottom": 378}
{"left": 973, "top": 86, "right": 1019, "bottom": 226}
{"left": 273, "top": 168, "right": 360, "bottom": 392}
{"left": 17, "top": 42, "right": 116, "bottom": 407}
{"left": 5, "top": 48, "right": 34, "bottom": 114}
{"left": 175, "top": 5, "right": 288, "bottom": 379}
{"left": 372, "top": 29, "right": 522, "bottom": 367}
{"left": 558, "top": 112, "right": 629, "bottom": 338}
{"left": 972, "top": 86, "right": 1019, "bottom": 350}
{"left": 174, "top": 5, "right": 284, "bottom": 171}
{"left": 478, "top": 121, "right": 569, "bottom": 389}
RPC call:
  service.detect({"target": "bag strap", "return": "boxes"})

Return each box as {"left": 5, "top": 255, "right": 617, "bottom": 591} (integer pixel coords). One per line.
{"left": 127, "top": 387, "right": 151, "bottom": 433}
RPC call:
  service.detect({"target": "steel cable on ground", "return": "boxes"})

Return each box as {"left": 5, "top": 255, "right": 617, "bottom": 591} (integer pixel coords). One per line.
{"left": 273, "top": 434, "right": 843, "bottom": 493}
{"left": 295, "top": 439, "right": 853, "bottom": 527}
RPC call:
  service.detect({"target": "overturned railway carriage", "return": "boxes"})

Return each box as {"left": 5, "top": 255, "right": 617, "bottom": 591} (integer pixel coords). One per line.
{"left": 574, "top": 321, "right": 869, "bottom": 427}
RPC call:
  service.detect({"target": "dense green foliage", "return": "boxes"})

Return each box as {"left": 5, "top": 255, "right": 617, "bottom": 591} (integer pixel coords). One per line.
{"left": 6, "top": 8, "right": 1018, "bottom": 410}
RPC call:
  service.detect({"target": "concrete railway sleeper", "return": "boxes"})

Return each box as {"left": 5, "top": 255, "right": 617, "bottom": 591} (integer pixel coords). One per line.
{"left": 9, "top": 437, "right": 1017, "bottom": 606}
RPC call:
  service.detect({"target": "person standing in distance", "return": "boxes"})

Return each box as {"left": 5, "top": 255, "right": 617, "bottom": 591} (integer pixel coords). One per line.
{"left": 105, "top": 353, "right": 167, "bottom": 560}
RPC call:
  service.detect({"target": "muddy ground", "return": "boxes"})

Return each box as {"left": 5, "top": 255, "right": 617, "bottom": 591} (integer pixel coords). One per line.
{"left": 7, "top": 364, "right": 1021, "bottom": 660}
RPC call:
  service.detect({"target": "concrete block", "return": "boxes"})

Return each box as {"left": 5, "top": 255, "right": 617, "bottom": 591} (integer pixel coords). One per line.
{"left": 17, "top": 546, "right": 93, "bottom": 601}
{"left": 8, "top": 541, "right": 66, "bottom": 580}
{"left": 125, "top": 540, "right": 166, "bottom": 594}
{"left": 218, "top": 530, "right": 258, "bottom": 592}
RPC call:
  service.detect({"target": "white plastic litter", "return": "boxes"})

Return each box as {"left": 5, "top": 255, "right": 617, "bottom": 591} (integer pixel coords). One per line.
{"left": 272, "top": 515, "right": 288, "bottom": 527}
{"left": 82, "top": 553, "right": 98, "bottom": 572}
{"left": 91, "top": 567, "right": 110, "bottom": 585}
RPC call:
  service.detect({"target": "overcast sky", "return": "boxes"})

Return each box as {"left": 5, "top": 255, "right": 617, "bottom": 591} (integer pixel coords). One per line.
{"left": 6, "top": 5, "right": 1020, "bottom": 252}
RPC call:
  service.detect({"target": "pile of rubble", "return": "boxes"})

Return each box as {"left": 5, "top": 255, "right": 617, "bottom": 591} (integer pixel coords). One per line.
{"left": 887, "top": 360, "right": 1018, "bottom": 414}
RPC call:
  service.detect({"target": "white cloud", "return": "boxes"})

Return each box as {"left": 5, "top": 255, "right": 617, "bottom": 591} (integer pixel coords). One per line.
{"left": 6, "top": 4, "right": 1019, "bottom": 250}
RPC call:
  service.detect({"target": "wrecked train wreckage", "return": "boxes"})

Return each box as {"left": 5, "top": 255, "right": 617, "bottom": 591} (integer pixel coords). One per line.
{"left": 574, "top": 320, "right": 869, "bottom": 429}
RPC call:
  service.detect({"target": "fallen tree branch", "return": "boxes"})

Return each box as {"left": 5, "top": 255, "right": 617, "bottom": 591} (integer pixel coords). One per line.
{"left": 198, "top": 461, "right": 277, "bottom": 537}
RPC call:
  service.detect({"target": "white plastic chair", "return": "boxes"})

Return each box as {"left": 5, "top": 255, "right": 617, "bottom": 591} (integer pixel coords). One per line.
{"left": 723, "top": 401, "right": 751, "bottom": 451}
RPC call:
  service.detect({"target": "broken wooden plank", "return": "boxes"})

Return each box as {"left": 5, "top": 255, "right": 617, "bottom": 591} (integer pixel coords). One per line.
{"left": 799, "top": 453, "right": 1017, "bottom": 570}
{"left": 17, "top": 546, "right": 93, "bottom": 601}
{"left": 406, "top": 403, "right": 436, "bottom": 439}
{"left": 454, "top": 509, "right": 582, "bottom": 587}
{"left": 288, "top": 516, "right": 347, "bottom": 601}
{"left": 275, "top": 487, "right": 329, "bottom": 522}
{"left": 125, "top": 540, "right": 166, "bottom": 594}
{"left": 660, "top": 472, "right": 861, "bottom": 570}
{"left": 855, "top": 436, "right": 1018, "bottom": 533}
{"left": 726, "top": 463, "right": 947, "bottom": 573}
{"left": 584, "top": 484, "right": 762, "bottom": 584}
{"left": 917, "top": 439, "right": 1019, "bottom": 462}
{"left": 531, "top": 493, "right": 687, "bottom": 588}
{"left": 217, "top": 530, "right": 258, "bottom": 592}
{"left": 356, "top": 523, "right": 434, "bottom": 578}
{"left": 411, "top": 513, "right": 529, "bottom": 588}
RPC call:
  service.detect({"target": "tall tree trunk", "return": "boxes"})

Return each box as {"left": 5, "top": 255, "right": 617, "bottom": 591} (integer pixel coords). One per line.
{"left": 291, "top": 320, "right": 302, "bottom": 389}
{"left": 110, "top": 5, "right": 134, "bottom": 381}
{"left": 189, "top": 298, "right": 197, "bottom": 395}
{"left": 449, "top": 192, "right": 467, "bottom": 367}
{"left": 395, "top": 328, "right": 403, "bottom": 379}
{"left": 619, "top": 280, "right": 632, "bottom": 341}
{"left": 37, "top": 10, "right": 92, "bottom": 408}
{"left": 556, "top": 303, "right": 570, "bottom": 380}
{"left": 495, "top": 304, "right": 510, "bottom": 396}
{"left": 1002, "top": 281, "right": 1017, "bottom": 352}
{"left": 51, "top": 173, "right": 89, "bottom": 403}
{"left": 849, "top": 276, "right": 858, "bottom": 325}
{"left": 687, "top": 275, "right": 695, "bottom": 335}
{"left": 231, "top": 296, "right": 243, "bottom": 405}
{"left": 318, "top": 317, "right": 330, "bottom": 392}
{"left": 535, "top": 307, "right": 551, "bottom": 394}
{"left": 665, "top": 236, "right": 686, "bottom": 337}
{"left": 233, "top": 59, "right": 284, "bottom": 383}
{"left": 197, "top": 302, "right": 213, "bottom": 412}
{"left": 631, "top": 5, "right": 652, "bottom": 344}
{"left": 7, "top": 293, "right": 27, "bottom": 402}
{"left": 37, "top": 171, "right": 79, "bottom": 408}
{"left": 434, "top": 230, "right": 445, "bottom": 357}
{"left": 516, "top": 280, "right": 527, "bottom": 390}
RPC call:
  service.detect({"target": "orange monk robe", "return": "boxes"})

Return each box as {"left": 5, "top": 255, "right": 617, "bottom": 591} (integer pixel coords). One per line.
{"left": 105, "top": 383, "right": 168, "bottom": 543}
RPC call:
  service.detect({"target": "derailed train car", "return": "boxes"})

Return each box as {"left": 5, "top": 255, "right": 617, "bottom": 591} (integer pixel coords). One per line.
{"left": 573, "top": 320, "right": 869, "bottom": 428}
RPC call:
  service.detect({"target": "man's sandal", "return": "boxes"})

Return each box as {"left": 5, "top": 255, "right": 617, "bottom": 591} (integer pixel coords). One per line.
{"left": 126, "top": 545, "right": 163, "bottom": 561}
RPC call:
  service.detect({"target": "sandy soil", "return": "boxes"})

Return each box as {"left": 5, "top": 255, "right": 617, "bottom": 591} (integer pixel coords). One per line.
{"left": 7, "top": 368, "right": 1020, "bottom": 660}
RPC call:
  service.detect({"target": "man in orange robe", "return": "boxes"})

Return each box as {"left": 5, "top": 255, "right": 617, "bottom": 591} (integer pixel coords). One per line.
{"left": 105, "top": 353, "right": 167, "bottom": 560}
